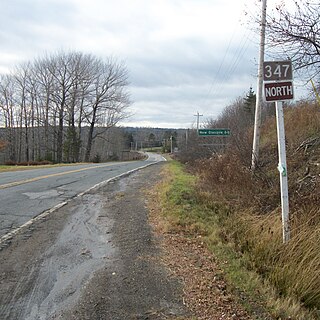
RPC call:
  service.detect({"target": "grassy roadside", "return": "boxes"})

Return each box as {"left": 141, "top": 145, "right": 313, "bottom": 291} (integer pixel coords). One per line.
{"left": 152, "top": 159, "right": 316, "bottom": 320}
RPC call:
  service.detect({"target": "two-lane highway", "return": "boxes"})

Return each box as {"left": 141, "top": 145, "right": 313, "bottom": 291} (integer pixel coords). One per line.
{"left": 0, "top": 153, "right": 165, "bottom": 239}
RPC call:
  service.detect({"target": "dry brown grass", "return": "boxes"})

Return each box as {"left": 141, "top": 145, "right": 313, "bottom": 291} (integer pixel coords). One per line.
{"left": 192, "top": 101, "right": 320, "bottom": 316}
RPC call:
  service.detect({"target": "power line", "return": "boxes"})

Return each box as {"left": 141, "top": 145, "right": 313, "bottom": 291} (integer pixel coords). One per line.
{"left": 199, "top": 1, "right": 260, "bottom": 112}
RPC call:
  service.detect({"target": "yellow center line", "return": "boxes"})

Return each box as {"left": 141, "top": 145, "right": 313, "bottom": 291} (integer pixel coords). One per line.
{"left": 0, "top": 162, "right": 127, "bottom": 190}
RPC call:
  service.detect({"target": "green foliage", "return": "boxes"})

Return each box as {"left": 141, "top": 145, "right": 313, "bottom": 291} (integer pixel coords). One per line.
{"left": 92, "top": 153, "right": 101, "bottom": 163}
{"left": 63, "top": 127, "right": 81, "bottom": 163}
{"left": 123, "top": 132, "right": 134, "bottom": 149}
{"left": 158, "top": 161, "right": 219, "bottom": 236}
{"left": 44, "top": 152, "right": 54, "bottom": 163}
{"left": 243, "top": 86, "right": 256, "bottom": 115}
{"left": 148, "top": 133, "right": 156, "bottom": 142}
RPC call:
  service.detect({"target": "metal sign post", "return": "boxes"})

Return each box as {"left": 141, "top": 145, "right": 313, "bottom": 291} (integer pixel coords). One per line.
{"left": 275, "top": 101, "right": 290, "bottom": 243}
{"left": 263, "top": 60, "right": 293, "bottom": 243}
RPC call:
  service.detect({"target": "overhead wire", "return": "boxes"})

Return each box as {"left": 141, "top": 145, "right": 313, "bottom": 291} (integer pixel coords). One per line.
{"left": 198, "top": 1, "right": 260, "bottom": 113}
{"left": 211, "top": 29, "right": 254, "bottom": 98}
{"left": 199, "top": 24, "right": 237, "bottom": 107}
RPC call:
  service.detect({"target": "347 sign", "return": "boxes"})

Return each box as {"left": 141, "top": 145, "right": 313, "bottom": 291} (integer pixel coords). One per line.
{"left": 263, "top": 60, "right": 294, "bottom": 102}
{"left": 263, "top": 61, "right": 292, "bottom": 81}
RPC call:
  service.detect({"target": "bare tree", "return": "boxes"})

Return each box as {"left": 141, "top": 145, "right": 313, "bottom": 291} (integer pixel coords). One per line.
{"left": 46, "top": 52, "right": 77, "bottom": 163}
{"left": 33, "top": 56, "right": 55, "bottom": 161}
{"left": 14, "top": 63, "right": 34, "bottom": 162}
{"left": 63, "top": 53, "right": 96, "bottom": 162}
{"left": 0, "top": 51, "right": 131, "bottom": 164}
{"left": 0, "top": 75, "right": 17, "bottom": 161}
{"left": 266, "top": 0, "right": 320, "bottom": 78}
{"left": 84, "top": 58, "right": 130, "bottom": 162}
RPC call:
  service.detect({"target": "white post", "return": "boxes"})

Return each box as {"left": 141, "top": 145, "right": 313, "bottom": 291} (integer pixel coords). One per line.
{"left": 252, "top": 0, "right": 267, "bottom": 171}
{"left": 275, "top": 101, "right": 290, "bottom": 243}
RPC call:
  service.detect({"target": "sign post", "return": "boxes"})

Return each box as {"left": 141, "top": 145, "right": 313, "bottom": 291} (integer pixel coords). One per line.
{"left": 275, "top": 100, "right": 290, "bottom": 243}
{"left": 263, "top": 60, "right": 293, "bottom": 243}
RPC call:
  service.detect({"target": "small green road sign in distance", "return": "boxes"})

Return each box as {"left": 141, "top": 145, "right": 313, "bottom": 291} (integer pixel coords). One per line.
{"left": 198, "top": 129, "right": 231, "bottom": 136}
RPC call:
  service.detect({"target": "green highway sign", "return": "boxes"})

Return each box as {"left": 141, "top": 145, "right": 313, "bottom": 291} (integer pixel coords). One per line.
{"left": 198, "top": 128, "right": 231, "bottom": 136}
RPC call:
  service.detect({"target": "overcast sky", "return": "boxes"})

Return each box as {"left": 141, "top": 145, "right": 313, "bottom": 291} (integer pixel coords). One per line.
{"left": 0, "top": 0, "right": 302, "bottom": 128}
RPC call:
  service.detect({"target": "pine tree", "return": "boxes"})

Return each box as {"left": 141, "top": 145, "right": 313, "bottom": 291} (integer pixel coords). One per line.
{"left": 244, "top": 87, "right": 256, "bottom": 115}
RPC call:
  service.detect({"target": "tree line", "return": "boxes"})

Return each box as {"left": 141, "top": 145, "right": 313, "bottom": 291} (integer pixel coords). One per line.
{"left": 0, "top": 51, "right": 130, "bottom": 163}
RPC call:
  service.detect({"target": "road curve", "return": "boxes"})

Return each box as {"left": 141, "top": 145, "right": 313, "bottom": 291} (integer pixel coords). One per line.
{"left": 0, "top": 152, "right": 165, "bottom": 239}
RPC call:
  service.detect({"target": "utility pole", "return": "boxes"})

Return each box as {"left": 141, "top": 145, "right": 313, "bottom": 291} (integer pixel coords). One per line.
{"left": 194, "top": 111, "right": 203, "bottom": 130}
{"left": 185, "top": 129, "right": 189, "bottom": 149}
{"left": 251, "top": 0, "right": 267, "bottom": 171}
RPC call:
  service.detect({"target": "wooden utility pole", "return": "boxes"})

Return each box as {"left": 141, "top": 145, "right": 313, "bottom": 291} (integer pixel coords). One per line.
{"left": 251, "top": 0, "right": 267, "bottom": 171}
{"left": 194, "top": 111, "right": 203, "bottom": 130}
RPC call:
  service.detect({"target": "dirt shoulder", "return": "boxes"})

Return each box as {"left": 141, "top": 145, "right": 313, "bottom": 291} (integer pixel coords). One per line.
{"left": 147, "top": 171, "right": 253, "bottom": 320}
{"left": 0, "top": 161, "right": 254, "bottom": 320}
{"left": 58, "top": 163, "right": 190, "bottom": 320}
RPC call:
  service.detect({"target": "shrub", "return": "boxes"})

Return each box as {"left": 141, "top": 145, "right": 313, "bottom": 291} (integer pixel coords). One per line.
{"left": 4, "top": 160, "right": 53, "bottom": 166}
{"left": 4, "top": 160, "right": 16, "bottom": 166}
{"left": 92, "top": 154, "right": 101, "bottom": 163}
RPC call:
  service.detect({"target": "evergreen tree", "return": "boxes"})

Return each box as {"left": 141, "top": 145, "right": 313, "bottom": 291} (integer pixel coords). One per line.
{"left": 244, "top": 87, "right": 256, "bottom": 115}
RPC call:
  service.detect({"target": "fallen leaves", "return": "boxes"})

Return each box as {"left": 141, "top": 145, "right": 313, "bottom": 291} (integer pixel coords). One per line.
{"left": 147, "top": 188, "right": 252, "bottom": 320}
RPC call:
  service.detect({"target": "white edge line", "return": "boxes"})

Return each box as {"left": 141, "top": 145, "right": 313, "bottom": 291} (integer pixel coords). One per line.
{"left": 0, "top": 159, "right": 164, "bottom": 246}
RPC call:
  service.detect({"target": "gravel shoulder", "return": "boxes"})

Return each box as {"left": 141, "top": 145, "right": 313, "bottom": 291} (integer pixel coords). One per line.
{"left": 0, "top": 163, "right": 190, "bottom": 320}
{"left": 57, "top": 163, "right": 190, "bottom": 320}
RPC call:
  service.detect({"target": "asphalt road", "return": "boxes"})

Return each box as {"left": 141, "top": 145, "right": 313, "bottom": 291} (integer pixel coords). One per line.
{"left": 0, "top": 152, "right": 165, "bottom": 239}
{"left": 0, "top": 161, "right": 194, "bottom": 320}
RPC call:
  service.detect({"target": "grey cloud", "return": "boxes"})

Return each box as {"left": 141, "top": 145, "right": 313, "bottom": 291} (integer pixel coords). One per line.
{"left": 128, "top": 35, "right": 257, "bottom": 90}
{"left": 0, "top": 0, "right": 75, "bottom": 54}
{"left": 0, "top": 0, "right": 262, "bottom": 128}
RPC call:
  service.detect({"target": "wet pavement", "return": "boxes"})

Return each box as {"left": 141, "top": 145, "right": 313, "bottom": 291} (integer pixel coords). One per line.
{"left": 0, "top": 162, "right": 189, "bottom": 320}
